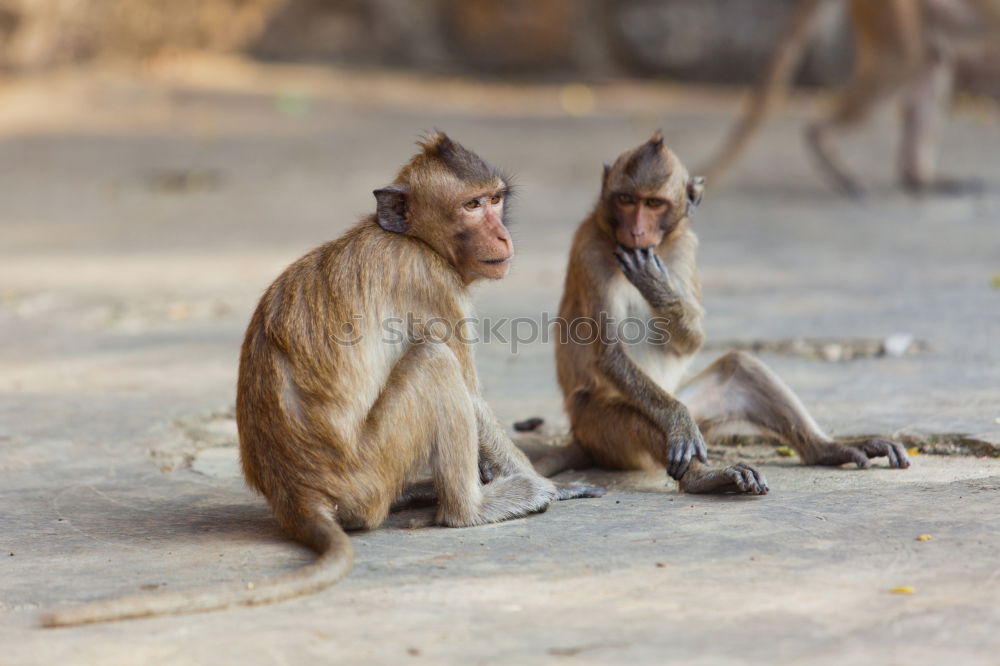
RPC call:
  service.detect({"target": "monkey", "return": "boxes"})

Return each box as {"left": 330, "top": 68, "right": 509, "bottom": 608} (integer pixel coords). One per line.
{"left": 40, "top": 132, "right": 603, "bottom": 628}
{"left": 697, "top": 0, "right": 1000, "bottom": 197}
{"left": 533, "top": 133, "right": 910, "bottom": 492}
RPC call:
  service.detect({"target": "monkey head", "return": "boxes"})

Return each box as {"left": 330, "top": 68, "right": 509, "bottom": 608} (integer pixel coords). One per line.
{"left": 601, "top": 131, "right": 705, "bottom": 250}
{"left": 374, "top": 132, "right": 514, "bottom": 284}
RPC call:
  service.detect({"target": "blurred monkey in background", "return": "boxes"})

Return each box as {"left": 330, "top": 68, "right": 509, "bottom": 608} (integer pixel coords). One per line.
{"left": 699, "top": 0, "right": 1000, "bottom": 196}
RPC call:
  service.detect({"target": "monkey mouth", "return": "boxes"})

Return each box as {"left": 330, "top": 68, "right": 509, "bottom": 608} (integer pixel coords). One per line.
{"left": 480, "top": 257, "right": 511, "bottom": 266}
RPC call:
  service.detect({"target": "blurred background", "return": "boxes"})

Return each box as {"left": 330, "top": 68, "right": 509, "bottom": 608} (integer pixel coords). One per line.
{"left": 2, "top": 0, "right": 999, "bottom": 93}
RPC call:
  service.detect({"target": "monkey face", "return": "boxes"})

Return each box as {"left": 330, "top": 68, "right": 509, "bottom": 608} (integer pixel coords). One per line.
{"left": 453, "top": 187, "right": 514, "bottom": 282}
{"left": 609, "top": 190, "right": 675, "bottom": 249}
{"left": 601, "top": 132, "right": 705, "bottom": 250}
{"left": 374, "top": 132, "right": 514, "bottom": 285}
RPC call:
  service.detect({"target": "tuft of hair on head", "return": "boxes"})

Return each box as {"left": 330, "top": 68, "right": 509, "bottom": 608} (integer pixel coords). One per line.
{"left": 630, "top": 130, "right": 665, "bottom": 169}
{"left": 621, "top": 130, "right": 670, "bottom": 187}
{"left": 418, "top": 130, "right": 502, "bottom": 186}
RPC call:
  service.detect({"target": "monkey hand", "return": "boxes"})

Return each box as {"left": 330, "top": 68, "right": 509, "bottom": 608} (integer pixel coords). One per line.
{"left": 664, "top": 407, "right": 708, "bottom": 480}
{"left": 681, "top": 463, "right": 769, "bottom": 495}
{"left": 554, "top": 482, "right": 607, "bottom": 501}
{"left": 614, "top": 246, "right": 677, "bottom": 308}
{"left": 807, "top": 437, "right": 911, "bottom": 469}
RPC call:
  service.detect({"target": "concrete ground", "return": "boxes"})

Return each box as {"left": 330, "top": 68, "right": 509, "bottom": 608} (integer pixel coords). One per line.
{"left": 1, "top": 62, "right": 999, "bottom": 665}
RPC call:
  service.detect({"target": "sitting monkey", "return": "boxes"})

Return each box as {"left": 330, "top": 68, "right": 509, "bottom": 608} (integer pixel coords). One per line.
{"left": 536, "top": 133, "right": 910, "bottom": 493}
{"left": 41, "top": 133, "right": 601, "bottom": 628}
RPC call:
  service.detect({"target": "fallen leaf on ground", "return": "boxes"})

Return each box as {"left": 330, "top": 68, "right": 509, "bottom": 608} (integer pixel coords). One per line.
{"left": 775, "top": 446, "right": 795, "bottom": 457}
{"left": 889, "top": 586, "right": 915, "bottom": 594}
{"left": 915, "top": 534, "right": 933, "bottom": 541}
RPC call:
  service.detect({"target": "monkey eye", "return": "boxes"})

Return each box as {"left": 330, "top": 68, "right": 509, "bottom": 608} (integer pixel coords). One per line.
{"left": 490, "top": 193, "right": 503, "bottom": 205}
{"left": 616, "top": 193, "right": 635, "bottom": 205}
{"left": 645, "top": 198, "right": 667, "bottom": 210}
{"left": 463, "top": 199, "right": 481, "bottom": 211}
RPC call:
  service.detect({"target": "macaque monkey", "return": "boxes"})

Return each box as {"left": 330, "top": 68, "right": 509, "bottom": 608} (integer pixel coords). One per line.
{"left": 535, "top": 133, "right": 910, "bottom": 492}
{"left": 698, "top": 0, "right": 1000, "bottom": 196}
{"left": 41, "top": 133, "right": 601, "bottom": 628}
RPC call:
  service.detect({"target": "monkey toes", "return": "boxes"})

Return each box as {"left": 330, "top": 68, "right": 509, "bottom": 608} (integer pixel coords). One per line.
{"left": 811, "top": 438, "right": 911, "bottom": 469}
{"left": 683, "top": 463, "right": 769, "bottom": 495}
{"left": 720, "top": 463, "right": 769, "bottom": 495}
{"left": 555, "top": 482, "right": 607, "bottom": 501}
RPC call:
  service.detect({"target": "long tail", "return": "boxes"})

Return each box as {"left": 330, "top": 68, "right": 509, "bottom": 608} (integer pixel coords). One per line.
{"left": 696, "top": 0, "right": 832, "bottom": 184}
{"left": 39, "top": 513, "right": 354, "bottom": 628}
{"left": 532, "top": 441, "right": 594, "bottom": 478}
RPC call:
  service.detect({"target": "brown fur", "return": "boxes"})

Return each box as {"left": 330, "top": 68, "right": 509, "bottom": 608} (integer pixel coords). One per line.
{"left": 41, "top": 132, "right": 600, "bottom": 628}
{"left": 537, "top": 135, "right": 910, "bottom": 493}
{"left": 698, "top": 0, "right": 1000, "bottom": 196}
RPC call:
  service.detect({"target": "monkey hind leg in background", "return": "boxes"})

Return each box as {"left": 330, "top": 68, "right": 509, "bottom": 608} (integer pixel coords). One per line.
{"left": 40, "top": 133, "right": 603, "bottom": 628}
{"left": 534, "top": 132, "right": 909, "bottom": 491}
{"left": 697, "top": 0, "right": 997, "bottom": 197}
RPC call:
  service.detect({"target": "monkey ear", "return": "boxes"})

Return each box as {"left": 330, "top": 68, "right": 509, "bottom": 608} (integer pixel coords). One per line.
{"left": 601, "top": 164, "right": 611, "bottom": 190}
{"left": 687, "top": 176, "right": 705, "bottom": 210}
{"left": 374, "top": 185, "right": 410, "bottom": 233}
{"left": 648, "top": 130, "right": 664, "bottom": 150}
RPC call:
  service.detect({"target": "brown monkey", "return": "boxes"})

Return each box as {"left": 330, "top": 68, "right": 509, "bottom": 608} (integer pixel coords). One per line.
{"left": 41, "top": 133, "right": 602, "bottom": 628}
{"left": 698, "top": 0, "right": 1000, "bottom": 196}
{"left": 535, "top": 133, "right": 910, "bottom": 492}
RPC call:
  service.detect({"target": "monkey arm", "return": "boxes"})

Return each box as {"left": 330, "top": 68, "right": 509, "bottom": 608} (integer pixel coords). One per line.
{"left": 473, "top": 398, "right": 605, "bottom": 500}
{"left": 614, "top": 247, "right": 704, "bottom": 354}
{"left": 442, "top": 340, "right": 533, "bottom": 479}
{"left": 596, "top": 341, "right": 707, "bottom": 480}
{"left": 473, "top": 396, "right": 537, "bottom": 477}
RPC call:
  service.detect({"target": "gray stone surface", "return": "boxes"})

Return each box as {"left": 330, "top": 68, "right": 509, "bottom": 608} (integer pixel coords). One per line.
{"left": 1, "top": 66, "right": 998, "bottom": 665}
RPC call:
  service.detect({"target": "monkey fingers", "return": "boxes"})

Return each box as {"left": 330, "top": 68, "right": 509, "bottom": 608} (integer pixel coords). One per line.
{"left": 666, "top": 427, "right": 708, "bottom": 480}
{"left": 614, "top": 246, "right": 663, "bottom": 278}
{"left": 554, "top": 482, "right": 607, "bottom": 501}
{"left": 614, "top": 247, "right": 676, "bottom": 305}
{"left": 613, "top": 245, "right": 640, "bottom": 276}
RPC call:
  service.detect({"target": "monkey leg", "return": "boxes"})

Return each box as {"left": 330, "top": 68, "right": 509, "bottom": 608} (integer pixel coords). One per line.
{"left": 806, "top": 65, "right": 911, "bottom": 197}
{"left": 337, "top": 341, "right": 553, "bottom": 530}
{"left": 567, "top": 390, "right": 662, "bottom": 471}
{"left": 679, "top": 351, "right": 910, "bottom": 469}
{"left": 567, "top": 389, "right": 766, "bottom": 494}
{"left": 393, "top": 455, "right": 507, "bottom": 511}
{"left": 899, "top": 53, "right": 983, "bottom": 195}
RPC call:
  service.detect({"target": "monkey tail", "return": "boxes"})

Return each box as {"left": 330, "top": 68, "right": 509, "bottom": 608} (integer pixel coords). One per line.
{"left": 696, "top": 0, "right": 830, "bottom": 185}
{"left": 39, "top": 511, "right": 354, "bottom": 628}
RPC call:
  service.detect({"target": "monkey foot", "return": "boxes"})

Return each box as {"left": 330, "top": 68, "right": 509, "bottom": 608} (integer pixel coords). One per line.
{"left": 555, "top": 482, "right": 607, "bottom": 500}
{"left": 902, "top": 176, "right": 985, "bottom": 197}
{"left": 809, "top": 438, "right": 911, "bottom": 469}
{"left": 805, "top": 126, "right": 867, "bottom": 200}
{"left": 681, "top": 463, "right": 769, "bottom": 495}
